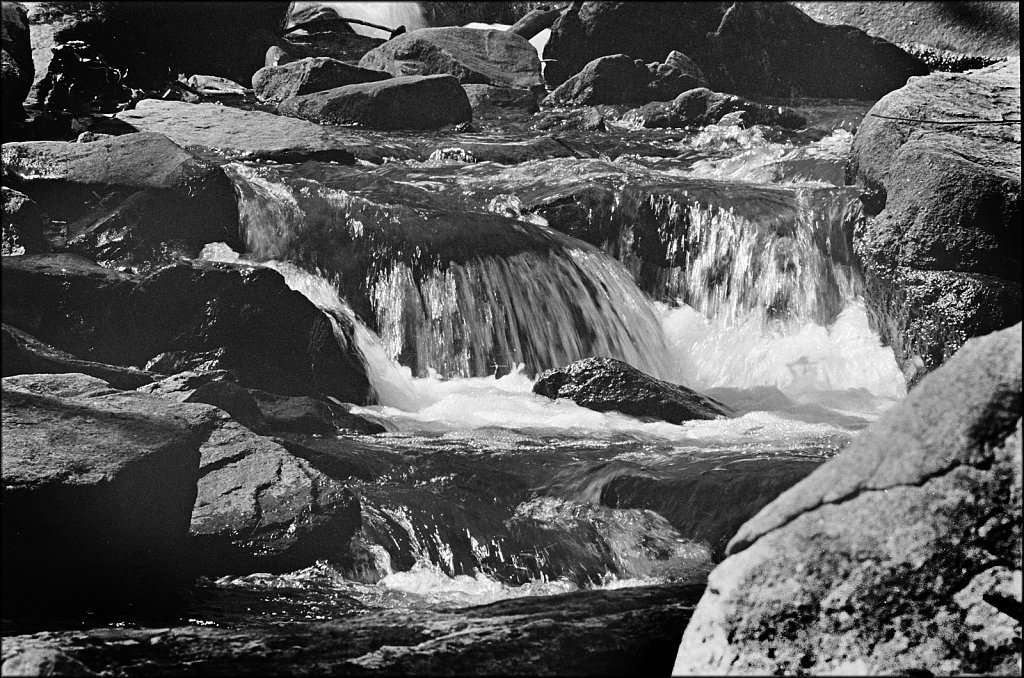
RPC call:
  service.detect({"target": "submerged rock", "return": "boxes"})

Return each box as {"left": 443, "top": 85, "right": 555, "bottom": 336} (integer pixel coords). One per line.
{"left": 849, "top": 58, "right": 1022, "bottom": 383}
{"left": 359, "top": 27, "right": 543, "bottom": 91}
{"left": 462, "top": 83, "right": 538, "bottom": 114}
{"left": 1, "top": 132, "right": 240, "bottom": 269}
{"left": 534, "top": 357, "right": 733, "bottom": 423}
{"left": 278, "top": 74, "right": 472, "bottom": 130}
{"left": 252, "top": 56, "right": 390, "bottom": 102}
{"left": 1, "top": 378, "right": 204, "bottom": 615}
{"left": 674, "top": 322, "right": 1022, "bottom": 675}
{"left": 624, "top": 87, "right": 806, "bottom": 129}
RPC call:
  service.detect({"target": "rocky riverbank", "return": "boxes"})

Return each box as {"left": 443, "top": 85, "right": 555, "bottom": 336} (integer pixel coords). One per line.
{"left": 2, "top": 1, "right": 1021, "bottom": 675}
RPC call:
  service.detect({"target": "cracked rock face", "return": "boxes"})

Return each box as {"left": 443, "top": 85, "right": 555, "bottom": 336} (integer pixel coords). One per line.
{"left": 674, "top": 322, "right": 1022, "bottom": 675}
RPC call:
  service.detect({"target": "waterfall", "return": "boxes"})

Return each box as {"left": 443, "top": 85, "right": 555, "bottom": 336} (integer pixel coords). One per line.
{"left": 224, "top": 163, "right": 672, "bottom": 381}
{"left": 289, "top": 1, "right": 429, "bottom": 35}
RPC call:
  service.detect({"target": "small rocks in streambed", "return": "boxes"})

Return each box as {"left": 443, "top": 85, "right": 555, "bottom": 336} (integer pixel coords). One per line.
{"left": 533, "top": 357, "right": 733, "bottom": 423}
{"left": 1, "top": 132, "right": 240, "bottom": 270}
{"left": 1, "top": 376, "right": 205, "bottom": 615}
{"left": 624, "top": 87, "right": 806, "bottom": 130}
{"left": 849, "top": 58, "right": 1022, "bottom": 384}
{"left": 278, "top": 74, "right": 472, "bottom": 130}
{"left": 190, "top": 419, "right": 363, "bottom": 575}
{"left": 543, "top": 52, "right": 708, "bottom": 107}
{"left": 252, "top": 57, "right": 391, "bottom": 103}
{"left": 358, "top": 26, "right": 543, "bottom": 91}
{"left": 674, "top": 323, "right": 1022, "bottom": 675}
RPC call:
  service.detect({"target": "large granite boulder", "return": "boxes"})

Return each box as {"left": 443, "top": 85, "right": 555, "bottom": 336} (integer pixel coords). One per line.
{"left": 849, "top": 58, "right": 1022, "bottom": 384}
{"left": 1, "top": 254, "right": 372, "bottom": 404}
{"left": 674, "top": 322, "right": 1022, "bottom": 675}
{"left": 534, "top": 357, "right": 733, "bottom": 423}
{"left": 1, "top": 376, "right": 204, "bottom": 614}
{"left": 277, "top": 74, "right": 472, "bottom": 130}
{"left": 794, "top": 1, "right": 1020, "bottom": 60}
{"left": 543, "top": 2, "right": 926, "bottom": 99}
{"left": 1, "top": 133, "right": 241, "bottom": 269}
{"left": 359, "top": 27, "right": 542, "bottom": 91}
{"left": 251, "top": 56, "right": 390, "bottom": 102}
{"left": 1, "top": 1, "right": 32, "bottom": 126}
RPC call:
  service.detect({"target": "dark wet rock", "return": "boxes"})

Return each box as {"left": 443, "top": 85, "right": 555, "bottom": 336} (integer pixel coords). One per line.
{"left": 189, "top": 419, "right": 363, "bottom": 575}
{"left": 139, "top": 371, "right": 268, "bottom": 433}
{"left": 0, "top": 583, "right": 705, "bottom": 676}
{"left": 598, "top": 454, "right": 827, "bottom": 560}
{"left": 127, "top": 259, "right": 371, "bottom": 404}
{"left": 2, "top": 186, "right": 50, "bottom": 256}
{"left": 534, "top": 357, "right": 733, "bottom": 423}
{"left": 24, "top": 2, "right": 289, "bottom": 97}
{"left": 2, "top": 254, "right": 371, "bottom": 403}
{"left": 1, "top": 132, "right": 240, "bottom": 269}
{"left": 544, "top": 53, "right": 708, "bottom": 106}
{"left": 624, "top": 87, "right": 806, "bottom": 129}
{"left": 252, "top": 57, "right": 390, "bottom": 103}
{"left": 2, "top": 323, "right": 155, "bottom": 389}
{"left": 359, "top": 27, "right": 542, "bottom": 91}
{"left": 543, "top": 2, "right": 926, "bottom": 99}
{"left": 114, "top": 99, "right": 377, "bottom": 164}
{"left": 675, "top": 323, "right": 1022, "bottom": 675}
{"left": 793, "top": 1, "right": 1020, "bottom": 60}
{"left": 2, "top": 1, "right": 32, "bottom": 126}
{"left": 1, "top": 378, "right": 204, "bottom": 615}
{"left": 850, "top": 59, "right": 1022, "bottom": 384}
{"left": 462, "top": 83, "right": 538, "bottom": 114}
{"left": 1, "top": 253, "right": 138, "bottom": 366}
{"left": 278, "top": 74, "right": 472, "bottom": 131}
{"left": 248, "top": 389, "right": 385, "bottom": 435}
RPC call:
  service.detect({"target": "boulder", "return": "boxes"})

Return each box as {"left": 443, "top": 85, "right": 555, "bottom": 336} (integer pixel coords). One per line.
{"left": 1, "top": 133, "right": 241, "bottom": 269}
{"left": 793, "top": 1, "right": 1020, "bottom": 59}
{"left": 542, "top": 2, "right": 926, "bottom": 99}
{"left": 127, "top": 259, "right": 372, "bottom": 404}
{"left": 2, "top": 323, "right": 155, "bottom": 389}
{"left": 1, "top": 377, "right": 204, "bottom": 614}
{"left": 1, "top": 1, "right": 32, "bottom": 126}
{"left": 544, "top": 53, "right": 708, "bottom": 106}
{"left": 248, "top": 389, "right": 385, "bottom": 435}
{"left": 1, "top": 643, "right": 96, "bottom": 677}
{"left": 115, "top": 98, "right": 395, "bottom": 164}
{"left": 139, "top": 371, "right": 268, "bottom": 433}
{"left": 624, "top": 87, "right": 806, "bottom": 129}
{"left": 462, "top": 83, "right": 538, "bottom": 114}
{"left": 1, "top": 254, "right": 372, "bottom": 404}
{"left": 189, "top": 419, "right": 363, "bottom": 575}
{"left": 358, "top": 27, "right": 542, "bottom": 90}
{"left": 1, "top": 186, "right": 50, "bottom": 256}
{"left": 674, "top": 322, "right": 1022, "bottom": 675}
{"left": 533, "top": 357, "right": 733, "bottom": 423}
{"left": 849, "top": 58, "right": 1022, "bottom": 383}
{"left": 251, "top": 56, "right": 390, "bottom": 102}
{"left": 277, "top": 74, "right": 473, "bottom": 130}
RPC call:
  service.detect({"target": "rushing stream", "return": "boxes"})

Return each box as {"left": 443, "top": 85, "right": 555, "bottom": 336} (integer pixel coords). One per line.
{"left": 172, "top": 96, "right": 909, "bottom": 627}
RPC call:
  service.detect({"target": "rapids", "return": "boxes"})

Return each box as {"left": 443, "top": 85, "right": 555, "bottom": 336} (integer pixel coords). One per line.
{"left": 191, "top": 98, "right": 909, "bottom": 617}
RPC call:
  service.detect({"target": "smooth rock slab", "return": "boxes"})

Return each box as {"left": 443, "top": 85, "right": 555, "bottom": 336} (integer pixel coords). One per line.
{"left": 278, "top": 74, "right": 472, "bottom": 130}
{"left": 359, "top": 27, "right": 542, "bottom": 90}
{"left": 1, "top": 379, "right": 204, "bottom": 614}
{"left": 534, "top": 357, "right": 733, "bottom": 423}
{"left": 674, "top": 323, "right": 1022, "bottom": 675}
